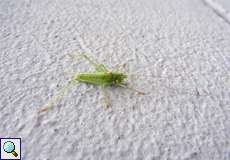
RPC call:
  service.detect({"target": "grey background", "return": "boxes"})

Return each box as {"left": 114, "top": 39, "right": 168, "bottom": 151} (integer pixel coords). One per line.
{"left": 1, "top": 0, "right": 230, "bottom": 159}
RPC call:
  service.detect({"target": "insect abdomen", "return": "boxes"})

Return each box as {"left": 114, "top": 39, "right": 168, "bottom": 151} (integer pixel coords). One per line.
{"left": 75, "top": 72, "right": 112, "bottom": 85}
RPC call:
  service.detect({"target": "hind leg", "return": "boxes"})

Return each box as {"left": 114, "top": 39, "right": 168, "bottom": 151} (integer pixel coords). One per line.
{"left": 68, "top": 52, "right": 108, "bottom": 72}
{"left": 39, "top": 79, "right": 78, "bottom": 112}
{"left": 101, "top": 85, "right": 110, "bottom": 109}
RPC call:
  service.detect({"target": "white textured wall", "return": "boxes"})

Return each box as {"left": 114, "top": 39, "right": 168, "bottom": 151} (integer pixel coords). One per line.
{"left": 1, "top": 0, "right": 230, "bottom": 159}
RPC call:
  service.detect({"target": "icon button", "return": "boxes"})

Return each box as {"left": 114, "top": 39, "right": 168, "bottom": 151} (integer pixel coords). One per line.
{"left": 3, "top": 141, "right": 18, "bottom": 157}
{"left": 0, "top": 138, "right": 21, "bottom": 160}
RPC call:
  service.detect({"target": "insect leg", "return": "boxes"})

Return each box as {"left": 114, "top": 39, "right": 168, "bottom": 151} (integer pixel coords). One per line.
{"left": 68, "top": 52, "right": 108, "bottom": 72}
{"left": 101, "top": 85, "right": 110, "bottom": 109}
{"left": 117, "top": 83, "right": 145, "bottom": 95}
{"left": 113, "top": 63, "right": 127, "bottom": 72}
{"left": 81, "top": 53, "right": 98, "bottom": 67}
{"left": 80, "top": 53, "right": 108, "bottom": 72}
{"left": 39, "top": 79, "right": 78, "bottom": 112}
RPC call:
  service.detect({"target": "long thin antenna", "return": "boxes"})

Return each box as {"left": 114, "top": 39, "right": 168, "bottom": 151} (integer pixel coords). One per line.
{"left": 117, "top": 83, "right": 145, "bottom": 95}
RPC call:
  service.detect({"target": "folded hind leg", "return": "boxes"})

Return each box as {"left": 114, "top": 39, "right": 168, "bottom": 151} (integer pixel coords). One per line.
{"left": 68, "top": 52, "right": 108, "bottom": 72}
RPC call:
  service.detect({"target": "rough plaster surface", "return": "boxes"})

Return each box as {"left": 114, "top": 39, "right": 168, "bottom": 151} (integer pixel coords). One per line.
{"left": 203, "top": 0, "right": 230, "bottom": 24}
{"left": 0, "top": 0, "right": 230, "bottom": 159}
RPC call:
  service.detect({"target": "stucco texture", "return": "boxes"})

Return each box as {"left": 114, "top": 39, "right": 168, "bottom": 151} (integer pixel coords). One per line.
{"left": 0, "top": 0, "right": 230, "bottom": 159}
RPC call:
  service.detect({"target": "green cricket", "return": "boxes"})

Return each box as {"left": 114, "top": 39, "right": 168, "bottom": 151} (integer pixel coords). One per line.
{"left": 39, "top": 53, "right": 145, "bottom": 112}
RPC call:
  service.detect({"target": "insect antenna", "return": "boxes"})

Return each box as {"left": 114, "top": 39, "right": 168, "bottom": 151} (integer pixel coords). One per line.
{"left": 117, "top": 83, "right": 145, "bottom": 95}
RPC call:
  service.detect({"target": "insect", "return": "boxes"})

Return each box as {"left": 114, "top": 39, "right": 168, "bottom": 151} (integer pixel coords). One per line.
{"left": 39, "top": 53, "right": 145, "bottom": 112}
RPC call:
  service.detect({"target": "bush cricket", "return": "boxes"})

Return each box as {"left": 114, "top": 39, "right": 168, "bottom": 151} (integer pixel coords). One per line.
{"left": 39, "top": 53, "right": 145, "bottom": 112}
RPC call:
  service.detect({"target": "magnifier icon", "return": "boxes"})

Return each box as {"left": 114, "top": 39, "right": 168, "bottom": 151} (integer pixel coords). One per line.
{"left": 3, "top": 141, "right": 18, "bottom": 157}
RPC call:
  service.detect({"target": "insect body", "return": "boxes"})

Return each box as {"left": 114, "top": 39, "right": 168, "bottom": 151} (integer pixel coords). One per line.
{"left": 75, "top": 72, "right": 128, "bottom": 86}
{"left": 39, "top": 53, "right": 144, "bottom": 112}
